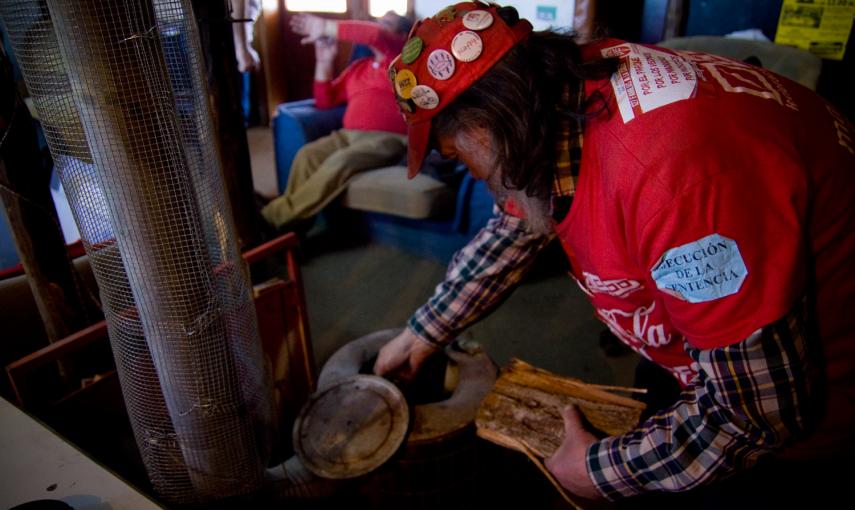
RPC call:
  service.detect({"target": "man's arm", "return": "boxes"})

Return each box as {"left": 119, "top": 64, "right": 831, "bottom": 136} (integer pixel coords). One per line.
{"left": 229, "top": 0, "right": 261, "bottom": 72}
{"left": 290, "top": 15, "right": 406, "bottom": 59}
{"left": 335, "top": 21, "right": 406, "bottom": 60}
{"left": 289, "top": 14, "right": 345, "bottom": 108}
{"left": 312, "top": 39, "right": 346, "bottom": 109}
{"left": 572, "top": 298, "right": 815, "bottom": 499}
{"left": 410, "top": 206, "right": 553, "bottom": 346}
{"left": 374, "top": 206, "right": 553, "bottom": 377}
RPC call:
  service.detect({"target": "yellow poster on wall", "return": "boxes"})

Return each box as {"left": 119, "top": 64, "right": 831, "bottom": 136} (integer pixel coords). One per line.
{"left": 775, "top": 0, "right": 855, "bottom": 60}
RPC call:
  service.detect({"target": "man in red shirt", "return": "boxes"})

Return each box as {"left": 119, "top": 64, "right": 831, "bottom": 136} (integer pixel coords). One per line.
{"left": 262, "top": 12, "right": 411, "bottom": 229}
{"left": 374, "top": 2, "right": 855, "bottom": 506}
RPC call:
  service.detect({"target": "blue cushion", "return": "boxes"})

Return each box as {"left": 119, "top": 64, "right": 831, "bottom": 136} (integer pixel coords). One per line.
{"left": 272, "top": 99, "right": 346, "bottom": 193}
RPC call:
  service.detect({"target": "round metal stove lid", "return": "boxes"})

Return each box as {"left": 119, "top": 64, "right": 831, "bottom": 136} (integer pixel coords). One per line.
{"left": 293, "top": 375, "right": 409, "bottom": 479}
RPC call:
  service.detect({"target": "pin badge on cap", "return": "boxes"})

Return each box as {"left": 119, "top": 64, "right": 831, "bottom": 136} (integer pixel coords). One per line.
{"left": 411, "top": 85, "right": 440, "bottom": 110}
{"left": 451, "top": 30, "right": 483, "bottom": 62}
{"left": 427, "top": 49, "right": 455, "bottom": 80}
{"left": 462, "top": 10, "right": 493, "bottom": 31}
{"left": 394, "top": 69, "right": 417, "bottom": 99}
{"left": 401, "top": 37, "right": 423, "bottom": 65}
{"left": 435, "top": 6, "right": 456, "bottom": 25}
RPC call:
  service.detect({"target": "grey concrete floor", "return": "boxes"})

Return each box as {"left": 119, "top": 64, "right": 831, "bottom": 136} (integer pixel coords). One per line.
{"left": 299, "top": 237, "right": 640, "bottom": 388}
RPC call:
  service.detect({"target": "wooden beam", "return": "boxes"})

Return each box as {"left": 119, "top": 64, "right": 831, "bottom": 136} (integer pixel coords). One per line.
{"left": 6, "top": 320, "right": 109, "bottom": 407}
{"left": 258, "top": 0, "right": 292, "bottom": 117}
{"left": 243, "top": 231, "right": 316, "bottom": 388}
{"left": 192, "top": 0, "right": 262, "bottom": 251}
{"left": 0, "top": 45, "right": 100, "bottom": 350}
{"left": 242, "top": 230, "right": 299, "bottom": 264}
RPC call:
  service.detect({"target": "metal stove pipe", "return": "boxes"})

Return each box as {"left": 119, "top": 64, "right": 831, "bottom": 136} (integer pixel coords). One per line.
{"left": 1, "top": 0, "right": 271, "bottom": 503}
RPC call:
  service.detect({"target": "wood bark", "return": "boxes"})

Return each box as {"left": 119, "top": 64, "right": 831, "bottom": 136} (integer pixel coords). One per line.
{"left": 476, "top": 359, "right": 646, "bottom": 459}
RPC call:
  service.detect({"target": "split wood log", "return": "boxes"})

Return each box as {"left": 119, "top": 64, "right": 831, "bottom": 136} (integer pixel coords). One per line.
{"left": 476, "top": 358, "right": 646, "bottom": 459}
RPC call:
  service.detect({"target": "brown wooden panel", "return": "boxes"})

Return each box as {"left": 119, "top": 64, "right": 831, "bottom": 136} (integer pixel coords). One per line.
{"left": 7, "top": 233, "right": 314, "bottom": 432}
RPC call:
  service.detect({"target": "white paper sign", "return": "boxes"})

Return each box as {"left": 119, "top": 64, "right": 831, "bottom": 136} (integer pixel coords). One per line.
{"left": 651, "top": 233, "right": 748, "bottom": 303}
{"left": 602, "top": 43, "right": 698, "bottom": 123}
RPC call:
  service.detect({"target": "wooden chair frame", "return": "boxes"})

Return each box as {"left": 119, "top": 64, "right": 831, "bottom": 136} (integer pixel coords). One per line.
{"left": 6, "top": 233, "right": 316, "bottom": 418}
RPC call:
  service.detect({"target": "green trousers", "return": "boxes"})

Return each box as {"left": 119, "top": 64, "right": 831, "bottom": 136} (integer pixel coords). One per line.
{"left": 261, "top": 129, "right": 407, "bottom": 229}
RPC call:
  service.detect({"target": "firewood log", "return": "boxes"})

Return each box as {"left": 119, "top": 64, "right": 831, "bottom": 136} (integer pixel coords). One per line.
{"left": 476, "top": 358, "right": 646, "bottom": 459}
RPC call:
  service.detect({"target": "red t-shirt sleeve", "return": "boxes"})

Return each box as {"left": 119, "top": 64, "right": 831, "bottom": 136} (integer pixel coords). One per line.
{"left": 313, "top": 64, "right": 353, "bottom": 109}
{"left": 634, "top": 145, "right": 808, "bottom": 349}
{"left": 336, "top": 20, "right": 406, "bottom": 60}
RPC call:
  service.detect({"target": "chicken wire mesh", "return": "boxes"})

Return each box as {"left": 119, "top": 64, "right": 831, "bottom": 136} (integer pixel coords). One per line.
{"left": 0, "top": 0, "right": 272, "bottom": 504}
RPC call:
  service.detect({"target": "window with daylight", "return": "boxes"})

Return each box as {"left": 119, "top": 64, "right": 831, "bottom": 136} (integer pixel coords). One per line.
{"left": 285, "top": 0, "right": 347, "bottom": 13}
{"left": 369, "top": 0, "right": 408, "bottom": 17}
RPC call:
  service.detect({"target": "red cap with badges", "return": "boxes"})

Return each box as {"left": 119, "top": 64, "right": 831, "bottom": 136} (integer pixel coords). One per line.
{"left": 389, "top": 2, "right": 533, "bottom": 177}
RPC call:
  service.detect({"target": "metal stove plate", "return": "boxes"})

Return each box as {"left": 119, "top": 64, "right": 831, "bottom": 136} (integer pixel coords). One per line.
{"left": 293, "top": 375, "right": 409, "bottom": 479}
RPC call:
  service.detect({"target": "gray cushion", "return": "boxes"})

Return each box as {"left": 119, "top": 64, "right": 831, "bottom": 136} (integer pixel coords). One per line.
{"left": 658, "top": 36, "right": 822, "bottom": 91}
{"left": 342, "top": 165, "right": 456, "bottom": 220}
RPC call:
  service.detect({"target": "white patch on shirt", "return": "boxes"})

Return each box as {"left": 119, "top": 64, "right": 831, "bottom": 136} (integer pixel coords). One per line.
{"left": 651, "top": 233, "right": 748, "bottom": 303}
{"left": 601, "top": 43, "right": 698, "bottom": 123}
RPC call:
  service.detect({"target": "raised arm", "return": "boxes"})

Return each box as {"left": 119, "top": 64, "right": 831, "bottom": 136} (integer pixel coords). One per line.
{"left": 290, "top": 14, "right": 406, "bottom": 59}
{"left": 311, "top": 38, "right": 347, "bottom": 109}
{"left": 229, "top": 0, "right": 261, "bottom": 72}
{"left": 335, "top": 21, "right": 407, "bottom": 59}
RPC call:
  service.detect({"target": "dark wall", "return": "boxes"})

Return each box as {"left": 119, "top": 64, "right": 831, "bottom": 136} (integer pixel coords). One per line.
{"left": 816, "top": 32, "right": 855, "bottom": 122}
{"left": 684, "top": 0, "right": 784, "bottom": 39}
{"left": 596, "top": 0, "right": 645, "bottom": 41}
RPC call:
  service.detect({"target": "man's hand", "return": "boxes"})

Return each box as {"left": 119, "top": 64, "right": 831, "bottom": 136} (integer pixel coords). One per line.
{"left": 545, "top": 406, "right": 602, "bottom": 500}
{"left": 373, "top": 329, "right": 439, "bottom": 382}
{"left": 236, "top": 46, "right": 260, "bottom": 72}
{"left": 314, "top": 37, "right": 338, "bottom": 66}
{"left": 312, "top": 37, "right": 337, "bottom": 82}
{"left": 290, "top": 13, "right": 336, "bottom": 45}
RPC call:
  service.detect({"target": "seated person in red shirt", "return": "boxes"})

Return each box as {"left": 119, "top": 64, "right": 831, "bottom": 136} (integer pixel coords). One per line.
{"left": 262, "top": 12, "right": 412, "bottom": 230}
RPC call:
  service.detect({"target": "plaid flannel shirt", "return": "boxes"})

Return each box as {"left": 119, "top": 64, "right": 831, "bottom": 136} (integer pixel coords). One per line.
{"left": 406, "top": 86, "right": 813, "bottom": 497}
{"left": 588, "top": 299, "right": 813, "bottom": 498}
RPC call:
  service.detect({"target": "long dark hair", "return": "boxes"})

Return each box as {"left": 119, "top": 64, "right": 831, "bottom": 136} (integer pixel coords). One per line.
{"left": 432, "top": 30, "right": 618, "bottom": 199}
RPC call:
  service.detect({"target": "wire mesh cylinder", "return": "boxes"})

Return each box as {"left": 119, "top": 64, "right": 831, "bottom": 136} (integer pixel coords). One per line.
{"left": 0, "top": 1, "right": 197, "bottom": 503}
{"left": 0, "top": 0, "right": 271, "bottom": 504}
